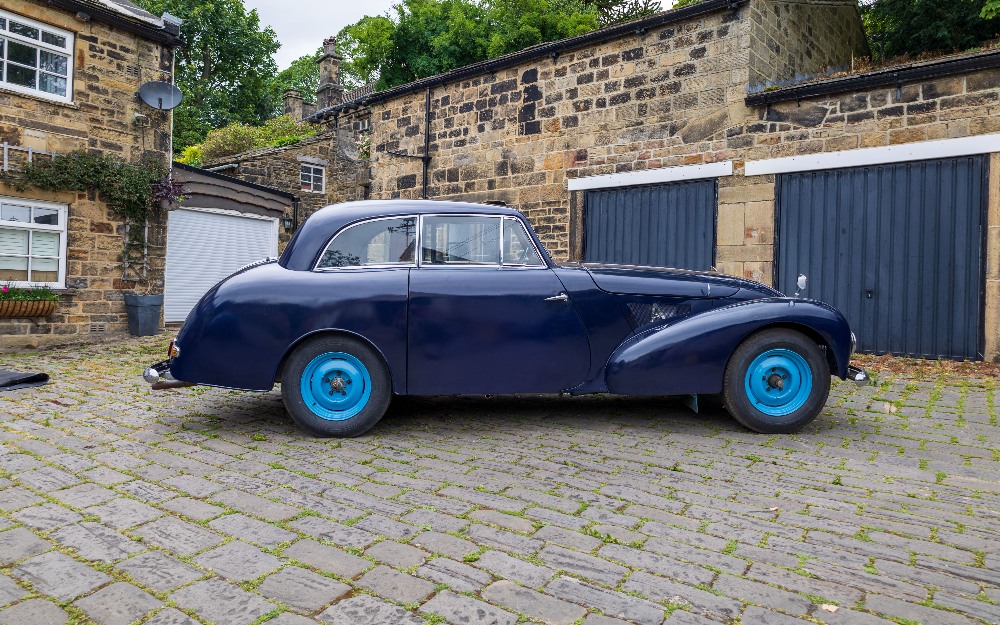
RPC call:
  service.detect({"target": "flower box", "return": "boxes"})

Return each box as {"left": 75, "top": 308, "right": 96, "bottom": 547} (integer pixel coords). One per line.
{"left": 0, "top": 300, "right": 57, "bottom": 318}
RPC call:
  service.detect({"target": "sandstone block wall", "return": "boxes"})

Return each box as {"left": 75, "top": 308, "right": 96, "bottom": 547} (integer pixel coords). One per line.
{"left": 372, "top": 8, "right": 751, "bottom": 260}
{"left": 748, "top": 0, "right": 869, "bottom": 90}
{"left": 0, "top": 0, "right": 173, "bottom": 349}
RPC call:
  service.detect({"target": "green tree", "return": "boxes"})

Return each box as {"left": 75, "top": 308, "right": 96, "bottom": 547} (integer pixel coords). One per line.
{"left": 338, "top": 15, "right": 397, "bottom": 89}
{"left": 268, "top": 49, "right": 321, "bottom": 108}
{"left": 337, "top": 0, "right": 651, "bottom": 91}
{"left": 859, "top": 0, "right": 999, "bottom": 60}
{"left": 484, "top": 0, "right": 600, "bottom": 58}
{"left": 132, "top": 0, "right": 280, "bottom": 152}
{"left": 583, "top": 0, "right": 661, "bottom": 24}
{"left": 378, "top": 0, "right": 490, "bottom": 89}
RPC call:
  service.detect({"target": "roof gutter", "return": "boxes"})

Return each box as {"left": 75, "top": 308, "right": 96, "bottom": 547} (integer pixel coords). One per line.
{"left": 47, "top": 0, "right": 183, "bottom": 46}
{"left": 307, "top": 0, "right": 748, "bottom": 122}
{"left": 745, "top": 49, "right": 1000, "bottom": 107}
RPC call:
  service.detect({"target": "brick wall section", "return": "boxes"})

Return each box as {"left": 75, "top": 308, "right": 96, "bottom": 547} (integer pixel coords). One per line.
{"left": 0, "top": 0, "right": 173, "bottom": 349}
{"left": 205, "top": 120, "right": 369, "bottom": 247}
{"left": 372, "top": 9, "right": 751, "bottom": 259}
{"left": 748, "top": 0, "right": 869, "bottom": 89}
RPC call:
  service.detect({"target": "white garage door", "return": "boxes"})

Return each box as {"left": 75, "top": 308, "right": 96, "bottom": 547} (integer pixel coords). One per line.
{"left": 165, "top": 208, "right": 278, "bottom": 323}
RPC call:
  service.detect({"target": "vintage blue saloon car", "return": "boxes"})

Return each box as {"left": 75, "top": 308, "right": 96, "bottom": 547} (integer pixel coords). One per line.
{"left": 145, "top": 199, "right": 869, "bottom": 437}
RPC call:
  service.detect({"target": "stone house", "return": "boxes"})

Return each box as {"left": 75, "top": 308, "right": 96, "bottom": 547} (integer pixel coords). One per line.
{"left": 0, "top": 0, "right": 181, "bottom": 348}
{"left": 219, "top": 0, "right": 1000, "bottom": 361}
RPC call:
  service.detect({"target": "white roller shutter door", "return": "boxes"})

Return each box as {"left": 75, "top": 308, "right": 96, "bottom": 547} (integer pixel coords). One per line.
{"left": 165, "top": 208, "right": 278, "bottom": 323}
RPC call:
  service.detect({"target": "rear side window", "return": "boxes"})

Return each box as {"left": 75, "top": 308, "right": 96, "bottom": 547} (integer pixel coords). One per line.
{"left": 317, "top": 217, "right": 416, "bottom": 268}
{"left": 421, "top": 216, "right": 501, "bottom": 265}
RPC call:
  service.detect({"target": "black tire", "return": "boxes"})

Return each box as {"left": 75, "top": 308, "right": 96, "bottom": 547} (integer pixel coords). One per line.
{"left": 281, "top": 335, "right": 392, "bottom": 437}
{"left": 722, "top": 329, "right": 830, "bottom": 433}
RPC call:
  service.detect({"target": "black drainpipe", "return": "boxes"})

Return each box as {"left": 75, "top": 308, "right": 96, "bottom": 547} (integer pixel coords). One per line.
{"left": 387, "top": 87, "right": 433, "bottom": 199}
{"left": 292, "top": 196, "right": 300, "bottom": 231}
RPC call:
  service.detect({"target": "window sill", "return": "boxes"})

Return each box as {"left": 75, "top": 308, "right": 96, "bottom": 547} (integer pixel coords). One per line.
{"left": 0, "top": 86, "right": 78, "bottom": 109}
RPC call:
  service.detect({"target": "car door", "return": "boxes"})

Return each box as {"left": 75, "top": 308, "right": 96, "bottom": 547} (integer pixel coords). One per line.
{"left": 407, "top": 214, "right": 591, "bottom": 395}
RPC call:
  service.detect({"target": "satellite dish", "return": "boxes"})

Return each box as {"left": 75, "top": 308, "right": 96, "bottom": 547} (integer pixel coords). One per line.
{"left": 138, "top": 81, "right": 183, "bottom": 110}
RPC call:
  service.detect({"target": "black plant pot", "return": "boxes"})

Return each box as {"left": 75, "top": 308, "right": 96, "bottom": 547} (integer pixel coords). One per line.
{"left": 123, "top": 293, "right": 163, "bottom": 337}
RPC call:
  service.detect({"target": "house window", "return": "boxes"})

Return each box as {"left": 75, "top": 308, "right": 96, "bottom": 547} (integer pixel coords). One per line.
{"left": 300, "top": 163, "right": 325, "bottom": 193}
{"left": 0, "top": 198, "right": 67, "bottom": 288}
{"left": 0, "top": 10, "right": 74, "bottom": 102}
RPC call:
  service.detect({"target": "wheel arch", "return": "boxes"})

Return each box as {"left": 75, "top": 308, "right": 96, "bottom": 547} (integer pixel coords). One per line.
{"left": 275, "top": 329, "right": 401, "bottom": 395}
{"left": 729, "top": 321, "right": 841, "bottom": 378}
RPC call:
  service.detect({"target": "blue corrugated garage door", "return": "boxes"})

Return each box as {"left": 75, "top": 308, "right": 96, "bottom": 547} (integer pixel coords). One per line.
{"left": 584, "top": 180, "right": 717, "bottom": 271}
{"left": 777, "top": 156, "right": 987, "bottom": 360}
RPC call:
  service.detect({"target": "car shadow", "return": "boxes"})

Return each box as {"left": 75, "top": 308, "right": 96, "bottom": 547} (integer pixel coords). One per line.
{"left": 373, "top": 393, "right": 743, "bottom": 437}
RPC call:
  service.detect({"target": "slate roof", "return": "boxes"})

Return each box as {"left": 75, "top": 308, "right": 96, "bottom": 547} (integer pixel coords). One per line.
{"left": 46, "top": 0, "right": 182, "bottom": 44}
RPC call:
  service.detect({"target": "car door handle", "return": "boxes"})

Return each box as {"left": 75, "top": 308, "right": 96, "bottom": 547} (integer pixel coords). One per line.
{"left": 545, "top": 293, "right": 569, "bottom": 302}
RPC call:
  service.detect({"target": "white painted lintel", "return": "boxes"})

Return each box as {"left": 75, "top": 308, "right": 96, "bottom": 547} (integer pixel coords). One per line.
{"left": 567, "top": 161, "right": 733, "bottom": 191}
{"left": 745, "top": 133, "right": 1000, "bottom": 176}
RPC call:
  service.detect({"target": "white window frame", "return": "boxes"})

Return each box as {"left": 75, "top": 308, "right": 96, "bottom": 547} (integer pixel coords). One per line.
{"left": 0, "top": 196, "right": 68, "bottom": 289}
{"left": 0, "top": 9, "right": 75, "bottom": 104}
{"left": 300, "top": 163, "right": 326, "bottom": 194}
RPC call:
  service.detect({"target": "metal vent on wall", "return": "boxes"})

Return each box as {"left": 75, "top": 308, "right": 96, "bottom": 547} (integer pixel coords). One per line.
{"left": 89, "top": 323, "right": 107, "bottom": 334}
{"left": 125, "top": 65, "right": 140, "bottom": 78}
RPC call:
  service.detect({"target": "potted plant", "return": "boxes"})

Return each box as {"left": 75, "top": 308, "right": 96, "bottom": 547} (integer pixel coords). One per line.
{"left": 0, "top": 284, "right": 60, "bottom": 318}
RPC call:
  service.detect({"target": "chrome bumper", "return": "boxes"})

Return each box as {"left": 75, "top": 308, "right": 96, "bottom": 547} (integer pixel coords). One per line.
{"left": 143, "top": 360, "right": 194, "bottom": 390}
{"left": 846, "top": 365, "right": 871, "bottom": 387}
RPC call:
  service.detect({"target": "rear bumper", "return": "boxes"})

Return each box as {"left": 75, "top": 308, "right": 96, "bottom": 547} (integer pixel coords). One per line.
{"left": 143, "top": 360, "right": 194, "bottom": 390}
{"left": 846, "top": 365, "right": 871, "bottom": 386}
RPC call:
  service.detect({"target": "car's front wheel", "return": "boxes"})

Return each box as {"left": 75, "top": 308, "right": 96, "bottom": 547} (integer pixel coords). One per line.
{"left": 722, "top": 329, "right": 830, "bottom": 433}
{"left": 281, "top": 335, "right": 392, "bottom": 437}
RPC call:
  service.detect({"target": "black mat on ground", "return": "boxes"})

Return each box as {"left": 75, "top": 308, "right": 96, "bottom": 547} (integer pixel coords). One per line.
{"left": 0, "top": 370, "right": 50, "bottom": 391}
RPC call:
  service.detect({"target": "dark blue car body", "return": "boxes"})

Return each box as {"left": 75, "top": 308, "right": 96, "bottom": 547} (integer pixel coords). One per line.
{"left": 166, "top": 200, "right": 856, "bottom": 401}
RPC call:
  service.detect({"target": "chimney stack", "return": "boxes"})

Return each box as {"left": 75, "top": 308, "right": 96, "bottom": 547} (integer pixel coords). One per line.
{"left": 283, "top": 89, "right": 304, "bottom": 120}
{"left": 316, "top": 36, "right": 344, "bottom": 110}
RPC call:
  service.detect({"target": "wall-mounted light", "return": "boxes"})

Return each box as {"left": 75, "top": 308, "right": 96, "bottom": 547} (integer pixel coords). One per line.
{"left": 282, "top": 215, "right": 294, "bottom": 232}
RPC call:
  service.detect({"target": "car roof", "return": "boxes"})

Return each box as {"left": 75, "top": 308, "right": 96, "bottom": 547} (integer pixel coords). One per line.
{"left": 280, "top": 199, "right": 526, "bottom": 271}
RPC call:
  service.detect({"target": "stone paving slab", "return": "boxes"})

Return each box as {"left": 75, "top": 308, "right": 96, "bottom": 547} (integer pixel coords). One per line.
{"left": 0, "top": 337, "right": 998, "bottom": 624}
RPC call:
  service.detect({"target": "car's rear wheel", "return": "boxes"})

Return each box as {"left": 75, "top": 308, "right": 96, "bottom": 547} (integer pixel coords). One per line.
{"left": 281, "top": 335, "right": 391, "bottom": 437}
{"left": 722, "top": 329, "right": 830, "bottom": 433}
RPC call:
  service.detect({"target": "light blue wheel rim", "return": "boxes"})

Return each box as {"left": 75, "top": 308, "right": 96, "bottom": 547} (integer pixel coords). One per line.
{"left": 743, "top": 348, "right": 813, "bottom": 417}
{"left": 300, "top": 352, "right": 372, "bottom": 421}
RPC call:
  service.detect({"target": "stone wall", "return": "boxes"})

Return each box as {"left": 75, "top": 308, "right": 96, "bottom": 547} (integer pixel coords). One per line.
{"left": 371, "top": 7, "right": 752, "bottom": 259}
{"left": 748, "top": 0, "right": 869, "bottom": 90}
{"left": 0, "top": 0, "right": 174, "bottom": 349}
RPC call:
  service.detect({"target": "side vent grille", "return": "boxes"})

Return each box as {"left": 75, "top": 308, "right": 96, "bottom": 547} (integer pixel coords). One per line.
{"left": 89, "top": 323, "right": 107, "bottom": 334}
{"left": 626, "top": 302, "right": 690, "bottom": 327}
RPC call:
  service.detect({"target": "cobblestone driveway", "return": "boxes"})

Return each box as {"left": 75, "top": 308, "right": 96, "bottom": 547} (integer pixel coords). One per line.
{"left": 0, "top": 337, "right": 998, "bottom": 625}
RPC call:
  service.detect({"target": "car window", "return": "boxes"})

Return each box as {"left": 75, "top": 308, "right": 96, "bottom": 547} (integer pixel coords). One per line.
{"left": 421, "top": 216, "right": 500, "bottom": 265}
{"left": 317, "top": 217, "right": 416, "bottom": 268}
{"left": 503, "top": 218, "right": 544, "bottom": 266}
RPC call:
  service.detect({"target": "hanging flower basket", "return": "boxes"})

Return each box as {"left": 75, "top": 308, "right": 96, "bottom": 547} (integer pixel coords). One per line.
{"left": 0, "top": 300, "right": 57, "bottom": 318}
{"left": 0, "top": 285, "right": 60, "bottom": 318}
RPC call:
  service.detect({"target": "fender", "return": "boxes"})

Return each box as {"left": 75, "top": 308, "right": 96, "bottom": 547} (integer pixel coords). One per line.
{"left": 170, "top": 263, "right": 409, "bottom": 393}
{"left": 605, "top": 298, "right": 854, "bottom": 396}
